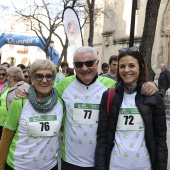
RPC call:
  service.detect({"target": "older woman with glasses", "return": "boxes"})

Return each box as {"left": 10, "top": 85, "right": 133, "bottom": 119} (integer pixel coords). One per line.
{"left": 0, "top": 66, "right": 29, "bottom": 140}
{"left": 0, "top": 65, "right": 8, "bottom": 139}
{"left": 0, "top": 59, "right": 63, "bottom": 170}
{"left": 6, "top": 67, "right": 30, "bottom": 110}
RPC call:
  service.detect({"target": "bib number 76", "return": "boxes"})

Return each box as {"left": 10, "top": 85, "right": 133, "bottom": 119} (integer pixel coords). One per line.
{"left": 40, "top": 122, "right": 50, "bottom": 131}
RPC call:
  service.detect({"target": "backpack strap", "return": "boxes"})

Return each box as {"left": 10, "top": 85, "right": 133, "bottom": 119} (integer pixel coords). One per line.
{"left": 107, "top": 88, "right": 116, "bottom": 115}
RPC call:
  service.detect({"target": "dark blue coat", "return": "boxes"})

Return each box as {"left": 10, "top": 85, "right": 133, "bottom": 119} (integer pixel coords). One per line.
{"left": 158, "top": 69, "right": 170, "bottom": 90}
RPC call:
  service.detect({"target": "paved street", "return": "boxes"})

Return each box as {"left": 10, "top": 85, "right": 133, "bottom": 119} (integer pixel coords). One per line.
{"left": 167, "top": 116, "right": 170, "bottom": 170}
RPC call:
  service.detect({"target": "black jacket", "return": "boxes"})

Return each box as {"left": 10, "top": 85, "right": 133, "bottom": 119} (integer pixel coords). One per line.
{"left": 95, "top": 82, "right": 168, "bottom": 170}
{"left": 158, "top": 69, "right": 170, "bottom": 90}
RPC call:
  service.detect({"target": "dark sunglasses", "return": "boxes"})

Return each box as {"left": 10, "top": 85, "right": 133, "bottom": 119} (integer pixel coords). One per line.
{"left": 0, "top": 73, "right": 6, "bottom": 77}
{"left": 24, "top": 75, "right": 29, "bottom": 79}
{"left": 119, "top": 46, "right": 139, "bottom": 53}
{"left": 33, "top": 73, "right": 55, "bottom": 82}
{"left": 74, "top": 60, "right": 97, "bottom": 68}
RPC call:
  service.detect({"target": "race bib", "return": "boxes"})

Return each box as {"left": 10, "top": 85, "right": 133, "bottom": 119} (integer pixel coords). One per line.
{"left": 73, "top": 103, "right": 99, "bottom": 124}
{"left": 116, "top": 108, "right": 145, "bottom": 131}
{"left": 28, "top": 115, "right": 61, "bottom": 137}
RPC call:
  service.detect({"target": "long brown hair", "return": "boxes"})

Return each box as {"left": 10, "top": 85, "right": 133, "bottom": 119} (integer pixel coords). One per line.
{"left": 116, "top": 50, "right": 147, "bottom": 83}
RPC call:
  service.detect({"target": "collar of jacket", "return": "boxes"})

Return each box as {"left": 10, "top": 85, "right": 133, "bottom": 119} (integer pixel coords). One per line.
{"left": 115, "top": 81, "right": 143, "bottom": 94}
{"left": 9, "top": 81, "right": 25, "bottom": 91}
{"left": 76, "top": 74, "right": 98, "bottom": 87}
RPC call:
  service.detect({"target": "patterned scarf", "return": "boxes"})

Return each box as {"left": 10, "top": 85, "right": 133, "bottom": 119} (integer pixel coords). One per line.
{"left": 28, "top": 85, "right": 58, "bottom": 113}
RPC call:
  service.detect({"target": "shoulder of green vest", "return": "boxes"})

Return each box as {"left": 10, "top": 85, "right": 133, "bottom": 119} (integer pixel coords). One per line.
{"left": 98, "top": 76, "right": 116, "bottom": 88}
{"left": 11, "top": 98, "right": 28, "bottom": 109}
{"left": 55, "top": 75, "right": 76, "bottom": 95}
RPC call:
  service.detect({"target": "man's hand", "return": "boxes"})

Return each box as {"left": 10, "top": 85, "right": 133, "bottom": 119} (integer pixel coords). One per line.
{"left": 14, "top": 87, "right": 29, "bottom": 99}
{"left": 141, "top": 82, "right": 158, "bottom": 96}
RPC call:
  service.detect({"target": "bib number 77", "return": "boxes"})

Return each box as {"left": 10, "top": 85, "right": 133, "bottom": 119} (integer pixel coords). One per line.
{"left": 84, "top": 110, "right": 92, "bottom": 119}
{"left": 73, "top": 108, "right": 99, "bottom": 124}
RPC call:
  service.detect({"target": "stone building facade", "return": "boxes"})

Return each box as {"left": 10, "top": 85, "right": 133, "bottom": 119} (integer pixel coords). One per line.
{"left": 84, "top": 0, "right": 170, "bottom": 79}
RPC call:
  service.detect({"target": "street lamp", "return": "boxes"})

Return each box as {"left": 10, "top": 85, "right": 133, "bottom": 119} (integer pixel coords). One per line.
{"left": 50, "top": 40, "right": 54, "bottom": 60}
{"left": 129, "top": 0, "right": 140, "bottom": 47}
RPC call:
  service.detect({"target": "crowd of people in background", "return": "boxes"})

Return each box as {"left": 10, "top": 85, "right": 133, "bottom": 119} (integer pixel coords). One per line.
{"left": 0, "top": 46, "right": 168, "bottom": 170}
{"left": 158, "top": 63, "right": 170, "bottom": 109}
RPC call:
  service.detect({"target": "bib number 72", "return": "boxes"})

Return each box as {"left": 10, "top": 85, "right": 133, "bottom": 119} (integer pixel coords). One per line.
{"left": 124, "top": 115, "right": 134, "bottom": 125}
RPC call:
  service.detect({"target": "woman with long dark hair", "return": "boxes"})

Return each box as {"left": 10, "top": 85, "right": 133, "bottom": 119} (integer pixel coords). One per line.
{"left": 95, "top": 50, "right": 168, "bottom": 170}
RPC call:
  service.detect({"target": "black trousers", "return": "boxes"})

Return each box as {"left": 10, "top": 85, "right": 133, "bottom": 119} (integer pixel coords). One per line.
{"left": 61, "top": 159, "right": 94, "bottom": 170}
{"left": 5, "top": 163, "right": 58, "bottom": 170}
{"left": 0, "top": 125, "right": 3, "bottom": 139}
{"left": 5, "top": 163, "right": 13, "bottom": 170}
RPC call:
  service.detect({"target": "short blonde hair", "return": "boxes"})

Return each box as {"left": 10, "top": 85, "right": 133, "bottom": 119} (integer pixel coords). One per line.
{"left": 30, "top": 59, "right": 56, "bottom": 77}
{"left": 7, "top": 67, "right": 24, "bottom": 81}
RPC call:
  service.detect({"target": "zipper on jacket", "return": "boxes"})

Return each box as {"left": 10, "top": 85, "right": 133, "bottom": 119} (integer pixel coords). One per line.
{"left": 135, "top": 94, "right": 152, "bottom": 167}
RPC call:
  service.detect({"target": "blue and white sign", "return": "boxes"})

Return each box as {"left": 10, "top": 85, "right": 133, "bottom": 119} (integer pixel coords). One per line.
{"left": 0, "top": 33, "right": 59, "bottom": 64}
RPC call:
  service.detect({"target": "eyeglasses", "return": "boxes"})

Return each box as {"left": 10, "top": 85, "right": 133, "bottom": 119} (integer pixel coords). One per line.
{"left": 119, "top": 46, "right": 139, "bottom": 53}
{"left": 0, "top": 73, "right": 6, "bottom": 77}
{"left": 74, "top": 60, "right": 97, "bottom": 68}
{"left": 24, "top": 75, "right": 29, "bottom": 79}
{"left": 33, "top": 73, "right": 55, "bottom": 82}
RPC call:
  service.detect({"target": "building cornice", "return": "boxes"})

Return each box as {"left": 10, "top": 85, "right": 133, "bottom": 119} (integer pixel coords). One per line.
{"left": 161, "top": 30, "right": 170, "bottom": 37}
{"left": 101, "top": 31, "right": 114, "bottom": 37}
{"left": 113, "top": 36, "right": 142, "bottom": 45}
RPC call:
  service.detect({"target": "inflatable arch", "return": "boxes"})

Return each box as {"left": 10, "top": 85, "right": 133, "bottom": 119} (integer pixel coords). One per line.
{"left": 0, "top": 33, "right": 59, "bottom": 64}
